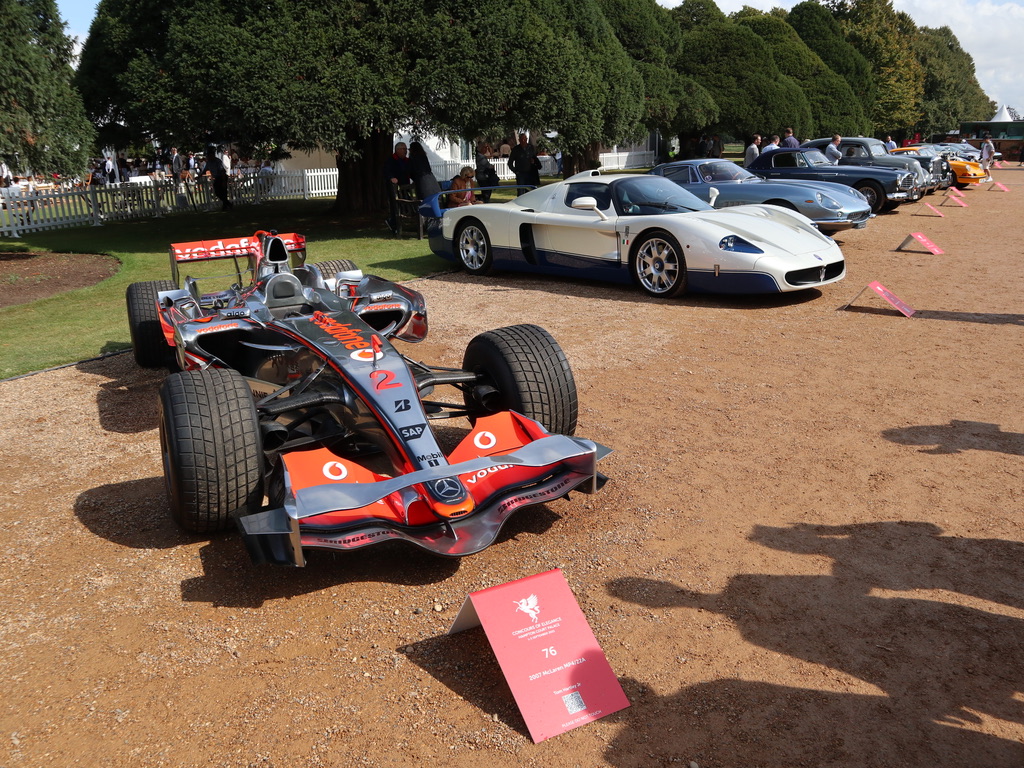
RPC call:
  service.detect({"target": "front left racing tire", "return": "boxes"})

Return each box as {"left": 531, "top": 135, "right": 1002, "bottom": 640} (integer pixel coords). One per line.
{"left": 454, "top": 219, "right": 493, "bottom": 275}
{"left": 630, "top": 230, "right": 687, "bottom": 298}
{"left": 462, "top": 324, "right": 578, "bottom": 436}
{"left": 159, "top": 368, "right": 263, "bottom": 533}
{"left": 126, "top": 280, "right": 176, "bottom": 368}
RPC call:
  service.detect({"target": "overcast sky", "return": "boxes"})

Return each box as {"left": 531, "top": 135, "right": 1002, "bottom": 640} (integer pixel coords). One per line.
{"left": 57, "top": 0, "right": 1021, "bottom": 119}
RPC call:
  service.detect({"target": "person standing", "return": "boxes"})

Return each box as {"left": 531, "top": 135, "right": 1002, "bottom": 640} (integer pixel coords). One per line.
{"left": 825, "top": 135, "right": 843, "bottom": 165}
{"left": 104, "top": 155, "right": 119, "bottom": 184}
{"left": 744, "top": 134, "right": 761, "bottom": 167}
{"left": 781, "top": 128, "right": 800, "bottom": 149}
{"left": 761, "top": 135, "right": 781, "bottom": 155}
{"left": 204, "top": 145, "right": 232, "bottom": 210}
{"left": 0, "top": 157, "right": 12, "bottom": 187}
{"left": 710, "top": 134, "right": 724, "bottom": 158}
{"left": 475, "top": 142, "right": 500, "bottom": 203}
{"left": 408, "top": 141, "right": 441, "bottom": 200}
{"left": 508, "top": 133, "right": 540, "bottom": 195}
{"left": 383, "top": 141, "right": 411, "bottom": 233}
{"left": 884, "top": 135, "right": 897, "bottom": 151}
{"left": 980, "top": 134, "right": 995, "bottom": 174}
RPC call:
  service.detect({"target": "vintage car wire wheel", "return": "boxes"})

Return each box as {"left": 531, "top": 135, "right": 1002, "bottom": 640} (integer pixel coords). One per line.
{"left": 126, "top": 280, "right": 177, "bottom": 369}
{"left": 853, "top": 182, "right": 884, "bottom": 213}
{"left": 455, "top": 220, "right": 493, "bottom": 275}
{"left": 159, "top": 368, "right": 264, "bottom": 533}
{"left": 462, "top": 324, "right": 578, "bottom": 436}
{"left": 631, "top": 231, "right": 687, "bottom": 298}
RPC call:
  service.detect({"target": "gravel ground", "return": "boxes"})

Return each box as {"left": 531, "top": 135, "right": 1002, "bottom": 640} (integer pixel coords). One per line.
{"left": 1, "top": 169, "right": 1023, "bottom": 767}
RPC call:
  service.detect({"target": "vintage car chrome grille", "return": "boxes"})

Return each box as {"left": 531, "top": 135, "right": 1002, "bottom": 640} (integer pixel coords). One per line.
{"left": 898, "top": 174, "right": 916, "bottom": 190}
{"left": 786, "top": 261, "right": 845, "bottom": 286}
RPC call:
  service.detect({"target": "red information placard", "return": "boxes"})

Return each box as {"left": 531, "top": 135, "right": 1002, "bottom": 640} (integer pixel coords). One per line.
{"left": 992, "top": 181, "right": 1009, "bottom": 192}
{"left": 918, "top": 202, "right": 944, "bottom": 217}
{"left": 449, "top": 569, "right": 629, "bottom": 742}
{"left": 949, "top": 187, "right": 965, "bottom": 197}
{"left": 897, "top": 232, "right": 944, "bottom": 255}
{"left": 868, "top": 281, "right": 916, "bottom": 317}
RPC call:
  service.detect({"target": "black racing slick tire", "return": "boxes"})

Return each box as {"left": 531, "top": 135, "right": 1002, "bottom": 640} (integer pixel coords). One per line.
{"left": 454, "top": 219, "right": 494, "bottom": 275}
{"left": 630, "top": 230, "right": 687, "bottom": 298}
{"left": 126, "top": 280, "right": 176, "bottom": 368}
{"left": 159, "top": 368, "right": 263, "bottom": 533}
{"left": 462, "top": 324, "right": 578, "bottom": 436}
{"left": 313, "top": 259, "right": 358, "bottom": 280}
{"left": 853, "top": 181, "right": 885, "bottom": 213}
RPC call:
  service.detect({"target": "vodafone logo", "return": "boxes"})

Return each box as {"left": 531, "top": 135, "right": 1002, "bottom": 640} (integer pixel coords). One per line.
{"left": 474, "top": 431, "right": 497, "bottom": 450}
{"left": 322, "top": 461, "right": 349, "bottom": 480}
{"left": 350, "top": 349, "right": 384, "bottom": 362}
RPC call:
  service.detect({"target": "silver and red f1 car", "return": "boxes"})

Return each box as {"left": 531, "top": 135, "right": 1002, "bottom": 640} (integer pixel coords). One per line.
{"left": 125, "top": 230, "right": 608, "bottom": 566}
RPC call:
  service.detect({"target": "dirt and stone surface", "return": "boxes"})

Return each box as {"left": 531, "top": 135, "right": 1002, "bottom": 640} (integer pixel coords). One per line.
{"left": 1, "top": 169, "right": 1022, "bottom": 767}
{"left": 0, "top": 251, "right": 118, "bottom": 308}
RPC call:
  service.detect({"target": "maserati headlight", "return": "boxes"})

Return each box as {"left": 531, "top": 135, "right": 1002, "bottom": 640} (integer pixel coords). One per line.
{"left": 718, "top": 235, "right": 763, "bottom": 254}
{"left": 815, "top": 192, "right": 843, "bottom": 210}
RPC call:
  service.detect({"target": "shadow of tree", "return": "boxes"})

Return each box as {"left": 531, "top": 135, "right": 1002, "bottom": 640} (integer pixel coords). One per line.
{"left": 605, "top": 520, "right": 1024, "bottom": 766}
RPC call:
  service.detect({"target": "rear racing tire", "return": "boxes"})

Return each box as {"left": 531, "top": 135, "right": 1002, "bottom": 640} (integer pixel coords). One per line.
{"left": 126, "top": 280, "right": 176, "bottom": 369}
{"left": 630, "top": 230, "right": 687, "bottom": 298}
{"left": 454, "top": 219, "right": 493, "bottom": 276}
{"left": 462, "top": 324, "right": 578, "bottom": 436}
{"left": 159, "top": 368, "right": 263, "bottom": 533}
{"left": 312, "top": 259, "right": 358, "bottom": 280}
{"left": 853, "top": 181, "right": 885, "bottom": 213}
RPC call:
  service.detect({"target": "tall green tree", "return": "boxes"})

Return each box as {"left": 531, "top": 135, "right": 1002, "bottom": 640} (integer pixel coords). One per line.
{"left": 912, "top": 26, "right": 994, "bottom": 139}
{"left": 825, "top": 0, "right": 924, "bottom": 132}
{"left": 76, "top": 0, "right": 648, "bottom": 206}
{"left": 787, "top": 0, "right": 875, "bottom": 119}
{"left": 0, "top": 0, "right": 94, "bottom": 175}
{"left": 671, "top": 15, "right": 812, "bottom": 142}
{"left": 735, "top": 9, "right": 871, "bottom": 137}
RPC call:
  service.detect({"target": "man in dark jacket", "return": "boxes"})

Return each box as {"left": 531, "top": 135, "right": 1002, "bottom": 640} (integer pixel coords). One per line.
{"left": 383, "top": 142, "right": 411, "bottom": 233}
{"left": 205, "top": 146, "right": 232, "bottom": 210}
{"left": 508, "top": 133, "right": 540, "bottom": 195}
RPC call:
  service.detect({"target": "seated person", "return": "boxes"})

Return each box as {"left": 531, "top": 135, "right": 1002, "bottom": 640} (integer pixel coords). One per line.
{"left": 447, "top": 166, "right": 479, "bottom": 207}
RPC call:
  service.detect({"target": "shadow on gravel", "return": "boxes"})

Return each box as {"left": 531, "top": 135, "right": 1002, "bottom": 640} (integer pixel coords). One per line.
{"left": 424, "top": 270, "right": 823, "bottom": 311}
{"left": 76, "top": 353, "right": 165, "bottom": 434}
{"left": 176, "top": 506, "right": 562, "bottom": 609}
{"left": 840, "top": 304, "right": 1024, "bottom": 325}
{"left": 604, "top": 521, "right": 1024, "bottom": 766}
{"left": 75, "top": 476, "right": 191, "bottom": 549}
{"left": 882, "top": 419, "right": 1024, "bottom": 456}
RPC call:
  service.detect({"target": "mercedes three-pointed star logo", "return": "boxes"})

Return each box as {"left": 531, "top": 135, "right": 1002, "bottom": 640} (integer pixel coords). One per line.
{"left": 431, "top": 477, "right": 463, "bottom": 500}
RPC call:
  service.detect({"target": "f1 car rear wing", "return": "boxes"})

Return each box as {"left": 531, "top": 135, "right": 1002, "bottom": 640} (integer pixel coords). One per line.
{"left": 168, "top": 231, "right": 307, "bottom": 286}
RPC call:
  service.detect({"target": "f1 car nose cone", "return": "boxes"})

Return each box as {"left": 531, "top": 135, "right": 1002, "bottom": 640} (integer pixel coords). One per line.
{"left": 427, "top": 477, "right": 476, "bottom": 520}
{"left": 432, "top": 477, "right": 463, "bottom": 500}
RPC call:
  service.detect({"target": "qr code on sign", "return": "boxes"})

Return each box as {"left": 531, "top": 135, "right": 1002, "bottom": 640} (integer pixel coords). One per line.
{"left": 562, "top": 691, "right": 586, "bottom": 715}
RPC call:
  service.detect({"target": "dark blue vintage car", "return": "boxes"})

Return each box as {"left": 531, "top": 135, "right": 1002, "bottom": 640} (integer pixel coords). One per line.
{"left": 746, "top": 148, "right": 919, "bottom": 213}
{"left": 650, "top": 159, "right": 872, "bottom": 234}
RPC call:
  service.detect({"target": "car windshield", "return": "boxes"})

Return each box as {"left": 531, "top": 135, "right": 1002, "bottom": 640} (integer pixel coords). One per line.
{"left": 802, "top": 149, "right": 831, "bottom": 167}
{"left": 869, "top": 143, "right": 888, "bottom": 157}
{"left": 611, "top": 176, "right": 712, "bottom": 214}
{"left": 694, "top": 161, "right": 754, "bottom": 183}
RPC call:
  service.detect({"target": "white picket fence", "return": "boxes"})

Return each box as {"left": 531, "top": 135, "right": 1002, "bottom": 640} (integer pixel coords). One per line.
{"left": 0, "top": 150, "right": 656, "bottom": 238}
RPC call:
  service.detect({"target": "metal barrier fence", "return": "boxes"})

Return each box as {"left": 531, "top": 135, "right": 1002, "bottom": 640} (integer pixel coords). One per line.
{"left": 0, "top": 151, "right": 656, "bottom": 237}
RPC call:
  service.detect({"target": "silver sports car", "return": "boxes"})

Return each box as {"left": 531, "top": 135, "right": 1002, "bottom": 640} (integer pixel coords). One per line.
{"left": 651, "top": 159, "right": 872, "bottom": 233}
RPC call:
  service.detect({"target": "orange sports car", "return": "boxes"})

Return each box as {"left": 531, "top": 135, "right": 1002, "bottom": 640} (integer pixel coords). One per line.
{"left": 892, "top": 145, "right": 989, "bottom": 189}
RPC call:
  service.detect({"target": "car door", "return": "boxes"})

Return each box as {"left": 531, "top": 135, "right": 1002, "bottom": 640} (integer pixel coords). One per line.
{"left": 526, "top": 181, "right": 622, "bottom": 268}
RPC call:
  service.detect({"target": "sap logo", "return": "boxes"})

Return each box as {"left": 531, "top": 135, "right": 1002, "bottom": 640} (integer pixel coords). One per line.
{"left": 399, "top": 423, "right": 427, "bottom": 440}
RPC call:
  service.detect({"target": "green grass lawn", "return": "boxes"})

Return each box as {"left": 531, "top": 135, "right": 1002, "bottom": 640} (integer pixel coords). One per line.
{"left": 0, "top": 198, "right": 452, "bottom": 379}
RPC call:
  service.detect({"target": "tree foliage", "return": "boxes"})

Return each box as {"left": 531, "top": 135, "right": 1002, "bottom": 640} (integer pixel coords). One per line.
{"left": 672, "top": 17, "right": 812, "bottom": 140}
{"left": 736, "top": 10, "right": 870, "bottom": 137}
{"left": 825, "top": 0, "right": 924, "bottom": 131}
{"left": 1, "top": 0, "right": 94, "bottom": 175}
{"left": 787, "top": 0, "right": 876, "bottom": 120}
{"left": 912, "top": 26, "right": 995, "bottom": 139}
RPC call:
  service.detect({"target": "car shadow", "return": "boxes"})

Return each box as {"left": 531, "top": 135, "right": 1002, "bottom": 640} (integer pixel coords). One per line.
{"left": 881, "top": 419, "right": 1024, "bottom": 456}
{"left": 75, "top": 476, "right": 192, "bottom": 550}
{"left": 425, "top": 270, "right": 823, "bottom": 311}
{"left": 604, "top": 520, "right": 1024, "bottom": 765}
{"left": 75, "top": 352, "right": 165, "bottom": 435}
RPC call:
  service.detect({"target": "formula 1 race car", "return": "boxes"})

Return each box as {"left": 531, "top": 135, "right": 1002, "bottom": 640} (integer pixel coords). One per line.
{"left": 125, "top": 230, "right": 608, "bottom": 566}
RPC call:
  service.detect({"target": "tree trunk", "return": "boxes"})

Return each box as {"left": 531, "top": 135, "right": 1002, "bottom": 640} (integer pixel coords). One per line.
{"left": 329, "top": 129, "right": 394, "bottom": 214}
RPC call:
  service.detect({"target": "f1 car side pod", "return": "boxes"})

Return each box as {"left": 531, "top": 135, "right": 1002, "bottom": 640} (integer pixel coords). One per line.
{"left": 238, "top": 434, "right": 610, "bottom": 567}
